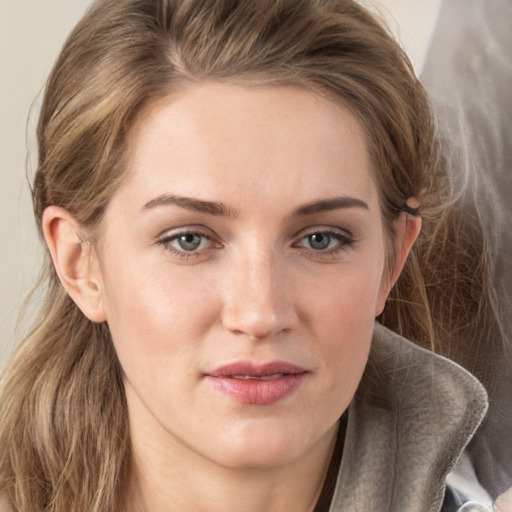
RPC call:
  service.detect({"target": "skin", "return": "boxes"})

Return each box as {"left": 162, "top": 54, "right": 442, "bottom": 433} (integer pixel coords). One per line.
{"left": 44, "top": 83, "right": 420, "bottom": 512}
{"left": 496, "top": 488, "right": 512, "bottom": 511}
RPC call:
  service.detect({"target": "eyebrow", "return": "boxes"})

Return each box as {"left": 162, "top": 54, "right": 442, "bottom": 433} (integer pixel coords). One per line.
{"left": 143, "top": 194, "right": 239, "bottom": 218}
{"left": 142, "top": 194, "right": 369, "bottom": 218}
{"left": 293, "top": 196, "right": 369, "bottom": 216}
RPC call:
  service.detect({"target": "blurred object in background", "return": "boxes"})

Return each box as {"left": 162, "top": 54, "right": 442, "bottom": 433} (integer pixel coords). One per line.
{"left": 421, "top": 0, "right": 512, "bottom": 500}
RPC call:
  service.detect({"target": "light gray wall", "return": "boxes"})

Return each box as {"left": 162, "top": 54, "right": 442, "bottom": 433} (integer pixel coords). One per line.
{"left": 0, "top": 0, "right": 441, "bottom": 369}
{"left": 0, "top": 0, "right": 94, "bottom": 368}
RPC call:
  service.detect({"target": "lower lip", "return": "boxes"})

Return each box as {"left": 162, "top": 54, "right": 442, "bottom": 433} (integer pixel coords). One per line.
{"left": 206, "top": 373, "right": 308, "bottom": 405}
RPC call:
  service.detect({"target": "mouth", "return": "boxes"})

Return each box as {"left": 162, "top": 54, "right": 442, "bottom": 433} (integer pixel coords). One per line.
{"left": 205, "top": 361, "right": 308, "bottom": 405}
{"left": 229, "top": 373, "right": 289, "bottom": 381}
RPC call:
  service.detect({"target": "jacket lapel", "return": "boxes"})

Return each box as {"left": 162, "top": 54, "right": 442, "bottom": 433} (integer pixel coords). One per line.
{"left": 329, "top": 324, "right": 488, "bottom": 512}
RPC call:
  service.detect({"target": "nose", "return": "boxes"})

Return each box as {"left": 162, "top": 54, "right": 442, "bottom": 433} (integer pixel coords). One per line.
{"left": 221, "top": 248, "right": 299, "bottom": 341}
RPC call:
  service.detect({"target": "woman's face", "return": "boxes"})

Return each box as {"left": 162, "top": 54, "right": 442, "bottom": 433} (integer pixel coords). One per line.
{"left": 94, "top": 83, "right": 391, "bottom": 469}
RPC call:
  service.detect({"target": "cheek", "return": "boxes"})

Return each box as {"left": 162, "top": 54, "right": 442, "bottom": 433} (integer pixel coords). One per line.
{"left": 303, "top": 260, "right": 383, "bottom": 379}
{"left": 100, "top": 257, "right": 221, "bottom": 379}
{"left": 305, "top": 258, "right": 384, "bottom": 334}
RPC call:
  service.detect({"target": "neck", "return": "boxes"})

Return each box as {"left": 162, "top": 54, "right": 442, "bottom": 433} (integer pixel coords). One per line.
{"left": 121, "top": 402, "right": 338, "bottom": 512}
{"left": 126, "top": 457, "right": 333, "bottom": 512}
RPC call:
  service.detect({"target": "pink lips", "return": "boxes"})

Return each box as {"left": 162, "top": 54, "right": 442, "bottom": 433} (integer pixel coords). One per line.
{"left": 206, "top": 361, "right": 308, "bottom": 405}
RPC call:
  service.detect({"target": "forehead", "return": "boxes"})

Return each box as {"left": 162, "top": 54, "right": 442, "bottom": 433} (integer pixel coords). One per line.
{"left": 117, "top": 82, "right": 378, "bottom": 213}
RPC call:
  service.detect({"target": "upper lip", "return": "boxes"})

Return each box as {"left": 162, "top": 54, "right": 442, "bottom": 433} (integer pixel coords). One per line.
{"left": 207, "top": 361, "right": 307, "bottom": 378}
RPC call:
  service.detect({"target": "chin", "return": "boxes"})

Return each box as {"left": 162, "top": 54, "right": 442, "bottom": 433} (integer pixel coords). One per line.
{"left": 213, "top": 446, "right": 303, "bottom": 470}
{"left": 204, "top": 421, "right": 325, "bottom": 470}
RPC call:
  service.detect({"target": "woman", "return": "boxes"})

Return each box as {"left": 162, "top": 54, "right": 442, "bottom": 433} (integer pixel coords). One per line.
{"left": 0, "top": 0, "right": 492, "bottom": 510}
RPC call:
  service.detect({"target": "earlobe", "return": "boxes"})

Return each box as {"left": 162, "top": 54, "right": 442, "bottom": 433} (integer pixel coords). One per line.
{"left": 375, "top": 210, "right": 422, "bottom": 316}
{"left": 42, "top": 206, "right": 107, "bottom": 323}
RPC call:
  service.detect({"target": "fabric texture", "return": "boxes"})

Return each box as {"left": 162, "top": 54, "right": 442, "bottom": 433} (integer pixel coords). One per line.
{"left": 328, "top": 323, "right": 488, "bottom": 512}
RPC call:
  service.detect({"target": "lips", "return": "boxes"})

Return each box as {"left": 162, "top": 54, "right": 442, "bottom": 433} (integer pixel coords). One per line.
{"left": 205, "top": 362, "right": 308, "bottom": 405}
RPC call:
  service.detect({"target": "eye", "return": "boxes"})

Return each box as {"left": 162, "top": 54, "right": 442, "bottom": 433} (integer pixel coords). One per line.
{"left": 306, "top": 233, "right": 333, "bottom": 250}
{"left": 156, "top": 229, "right": 216, "bottom": 257}
{"left": 174, "top": 233, "right": 207, "bottom": 251}
{"left": 296, "top": 229, "right": 353, "bottom": 252}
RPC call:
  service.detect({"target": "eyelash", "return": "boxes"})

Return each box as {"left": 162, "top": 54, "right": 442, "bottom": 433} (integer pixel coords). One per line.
{"left": 156, "top": 229, "right": 217, "bottom": 260}
{"left": 155, "top": 228, "right": 355, "bottom": 261}
{"left": 293, "top": 229, "right": 355, "bottom": 257}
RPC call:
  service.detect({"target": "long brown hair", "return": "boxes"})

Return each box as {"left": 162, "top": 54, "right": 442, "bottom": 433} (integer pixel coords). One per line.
{"left": 0, "top": 0, "right": 489, "bottom": 510}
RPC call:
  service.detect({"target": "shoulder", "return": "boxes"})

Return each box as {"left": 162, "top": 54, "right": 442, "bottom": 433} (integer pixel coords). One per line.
{"left": 369, "top": 323, "right": 489, "bottom": 428}
{"left": 329, "top": 324, "right": 490, "bottom": 512}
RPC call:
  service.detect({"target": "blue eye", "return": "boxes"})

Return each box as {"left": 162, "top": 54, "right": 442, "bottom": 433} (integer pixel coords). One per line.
{"left": 175, "top": 233, "right": 204, "bottom": 251}
{"left": 308, "top": 233, "right": 331, "bottom": 250}
{"left": 158, "top": 231, "right": 213, "bottom": 255}
{"left": 297, "top": 230, "right": 352, "bottom": 252}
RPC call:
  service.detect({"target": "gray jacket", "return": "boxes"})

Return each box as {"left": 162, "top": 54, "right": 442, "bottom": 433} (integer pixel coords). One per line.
{"left": 327, "top": 324, "right": 489, "bottom": 512}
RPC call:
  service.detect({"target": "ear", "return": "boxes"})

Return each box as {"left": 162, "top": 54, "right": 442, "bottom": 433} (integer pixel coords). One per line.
{"left": 42, "top": 206, "right": 107, "bottom": 323}
{"left": 375, "top": 210, "right": 422, "bottom": 316}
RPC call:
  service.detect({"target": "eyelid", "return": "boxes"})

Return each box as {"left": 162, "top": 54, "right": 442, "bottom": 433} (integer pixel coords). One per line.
{"left": 154, "top": 223, "right": 217, "bottom": 240}
{"left": 291, "top": 226, "right": 356, "bottom": 255}
{"left": 291, "top": 224, "right": 354, "bottom": 242}
{"left": 154, "top": 226, "right": 223, "bottom": 259}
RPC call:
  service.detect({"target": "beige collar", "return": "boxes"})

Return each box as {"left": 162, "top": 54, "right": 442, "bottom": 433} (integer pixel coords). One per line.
{"left": 329, "top": 323, "right": 488, "bottom": 512}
